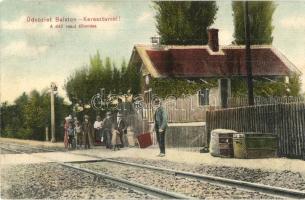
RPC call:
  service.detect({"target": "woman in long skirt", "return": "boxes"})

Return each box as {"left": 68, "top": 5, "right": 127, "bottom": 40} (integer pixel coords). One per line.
{"left": 64, "top": 117, "right": 70, "bottom": 148}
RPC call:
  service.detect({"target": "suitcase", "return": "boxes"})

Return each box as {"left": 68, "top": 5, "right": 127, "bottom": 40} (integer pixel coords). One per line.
{"left": 136, "top": 132, "right": 152, "bottom": 148}
{"left": 127, "top": 134, "right": 135, "bottom": 147}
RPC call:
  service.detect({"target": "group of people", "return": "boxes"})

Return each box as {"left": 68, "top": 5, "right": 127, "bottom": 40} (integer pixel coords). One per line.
{"left": 64, "top": 111, "right": 127, "bottom": 150}
{"left": 63, "top": 98, "right": 168, "bottom": 157}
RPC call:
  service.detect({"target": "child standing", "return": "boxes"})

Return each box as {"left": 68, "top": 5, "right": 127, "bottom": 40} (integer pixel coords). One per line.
{"left": 75, "top": 121, "right": 82, "bottom": 148}
{"left": 67, "top": 122, "right": 74, "bottom": 148}
{"left": 111, "top": 126, "right": 122, "bottom": 151}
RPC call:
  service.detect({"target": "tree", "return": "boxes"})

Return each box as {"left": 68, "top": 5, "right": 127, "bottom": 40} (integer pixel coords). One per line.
{"left": 231, "top": 74, "right": 302, "bottom": 97}
{"left": 13, "top": 92, "right": 29, "bottom": 128}
{"left": 88, "top": 51, "right": 104, "bottom": 98}
{"left": 64, "top": 52, "right": 140, "bottom": 107}
{"left": 65, "top": 67, "right": 90, "bottom": 104}
{"left": 287, "top": 73, "right": 302, "bottom": 96}
{"left": 23, "top": 90, "right": 50, "bottom": 140}
{"left": 0, "top": 102, "right": 20, "bottom": 131}
{"left": 232, "top": 1, "right": 276, "bottom": 45}
{"left": 112, "top": 64, "right": 121, "bottom": 94}
{"left": 152, "top": 1, "right": 219, "bottom": 97}
{"left": 126, "top": 64, "right": 141, "bottom": 95}
{"left": 120, "top": 59, "right": 129, "bottom": 94}
{"left": 231, "top": 2, "right": 301, "bottom": 97}
{"left": 154, "top": 1, "right": 218, "bottom": 45}
{"left": 1, "top": 89, "right": 69, "bottom": 141}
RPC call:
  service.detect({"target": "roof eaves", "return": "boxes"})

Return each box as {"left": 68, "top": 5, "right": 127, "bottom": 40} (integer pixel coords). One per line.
{"left": 221, "top": 45, "right": 273, "bottom": 49}
{"left": 134, "top": 45, "right": 161, "bottom": 78}
{"left": 163, "top": 45, "right": 225, "bottom": 55}
{"left": 270, "top": 47, "right": 302, "bottom": 75}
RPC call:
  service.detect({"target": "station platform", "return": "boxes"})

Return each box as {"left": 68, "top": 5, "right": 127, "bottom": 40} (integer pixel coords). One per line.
{"left": 0, "top": 137, "right": 304, "bottom": 176}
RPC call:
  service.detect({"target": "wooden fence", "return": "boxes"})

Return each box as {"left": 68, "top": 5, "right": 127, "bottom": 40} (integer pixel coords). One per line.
{"left": 165, "top": 122, "right": 207, "bottom": 151}
{"left": 141, "top": 94, "right": 206, "bottom": 123}
{"left": 228, "top": 96, "right": 305, "bottom": 108}
{"left": 206, "top": 103, "right": 305, "bottom": 159}
{"left": 129, "top": 98, "right": 207, "bottom": 151}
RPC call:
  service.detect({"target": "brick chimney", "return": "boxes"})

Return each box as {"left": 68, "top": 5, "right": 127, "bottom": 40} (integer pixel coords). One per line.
{"left": 207, "top": 28, "right": 219, "bottom": 52}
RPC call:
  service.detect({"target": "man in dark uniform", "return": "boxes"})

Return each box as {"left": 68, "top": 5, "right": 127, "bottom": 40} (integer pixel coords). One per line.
{"left": 102, "top": 112, "right": 113, "bottom": 149}
{"left": 153, "top": 99, "right": 168, "bottom": 157}
{"left": 82, "top": 115, "right": 93, "bottom": 149}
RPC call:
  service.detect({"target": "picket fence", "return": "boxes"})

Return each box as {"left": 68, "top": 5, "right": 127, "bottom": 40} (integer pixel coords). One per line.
{"left": 228, "top": 96, "right": 305, "bottom": 108}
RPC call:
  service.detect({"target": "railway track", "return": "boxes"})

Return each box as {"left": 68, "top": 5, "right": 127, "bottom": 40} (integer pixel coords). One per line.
{"left": 68, "top": 154, "right": 305, "bottom": 199}
{"left": 0, "top": 142, "right": 192, "bottom": 199}
{"left": 0, "top": 145, "right": 24, "bottom": 154}
{"left": 1, "top": 142, "right": 305, "bottom": 199}
{"left": 99, "top": 158, "right": 305, "bottom": 199}
{"left": 0, "top": 142, "right": 62, "bottom": 153}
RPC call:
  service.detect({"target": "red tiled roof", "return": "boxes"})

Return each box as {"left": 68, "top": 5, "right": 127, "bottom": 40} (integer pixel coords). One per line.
{"left": 143, "top": 46, "right": 297, "bottom": 78}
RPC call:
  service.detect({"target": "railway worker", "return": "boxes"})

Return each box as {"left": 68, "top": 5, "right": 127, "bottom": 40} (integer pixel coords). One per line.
{"left": 153, "top": 99, "right": 168, "bottom": 157}
{"left": 102, "top": 112, "right": 113, "bottom": 149}
{"left": 82, "top": 115, "right": 93, "bottom": 149}
{"left": 115, "top": 113, "right": 127, "bottom": 148}
{"left": 94, "top": 115, "right": 103, "bottom": 143}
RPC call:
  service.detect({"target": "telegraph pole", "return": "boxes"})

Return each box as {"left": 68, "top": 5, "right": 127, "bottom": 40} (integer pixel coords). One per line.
{"left": 244, "top": 1, "right": 254, "bottom": 105}
{"left": 50, "top": 82, "right": 57, "bottom": 142}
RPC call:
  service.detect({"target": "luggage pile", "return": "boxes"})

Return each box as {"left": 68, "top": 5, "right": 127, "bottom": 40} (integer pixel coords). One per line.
{"left": 210, "top": 129, "right": 278, "bottom": 159}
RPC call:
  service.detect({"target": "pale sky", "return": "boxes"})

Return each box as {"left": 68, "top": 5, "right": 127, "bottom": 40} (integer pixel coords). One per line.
{"left": 1, "top": 0, "right": 305, "bottom": 103}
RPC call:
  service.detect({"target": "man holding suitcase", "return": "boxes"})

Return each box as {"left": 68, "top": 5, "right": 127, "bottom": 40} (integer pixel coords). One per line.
{"left": 153, "top": 99, "right": 168, "bottom": 157}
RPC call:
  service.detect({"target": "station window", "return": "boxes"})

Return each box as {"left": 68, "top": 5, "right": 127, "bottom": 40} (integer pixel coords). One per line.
{"left": 198, "top": 89, "right": 209, "bottom": 106}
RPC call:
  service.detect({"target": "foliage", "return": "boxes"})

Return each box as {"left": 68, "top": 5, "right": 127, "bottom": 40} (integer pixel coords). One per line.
{"left": 0, "top": 103, "right": 21, "bottom": 131}
{"left": 287, "top": 73, "right": 302, "bottom": 96}
{"left": 232, "top": 1, "right": 276, "bottom": 45}
{"left": 231, "top": 2, "right": 297, "bottom": 97}
{"left": 64, "top": 51, "right": 141, "bottom": 107}
{"left": 231, "top": 74, "right": 302, "bottom": 97}
{"left": 120, "top": 59, "right": 129, "bottom": 93}
{"left": 64, "top": 52, "right": 141, "bottom": 121}
{"left": 151, "top": 78, "right": 217, "bottom": 98}
{"left": 152, "top": 1, "right": 218, "bottom": 96}
{"left": 24, "top": 90, "right": 48, "bottom": 131}
{"left": 0, "top": 90, "right": 69, "bottom": 141}
{"left": 1, "top": 128, "right": 32, "bottom": 140}
{"left": 154, "top": 1, "right": 218, "bottom": 45}
{"left": 125, "top": 63, "right": 141, "bottom": 95}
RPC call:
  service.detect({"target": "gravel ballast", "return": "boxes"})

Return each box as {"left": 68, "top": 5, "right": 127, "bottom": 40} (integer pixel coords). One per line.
{"left": 0, "top": 143, "right": 66, "bottom": 153}
{"left": 0, "top": 149, "right": 17, "bottom": 154}
{"left": 75, "top": 162, "right": 276, "bottom": 199}
{"left": 1, "top": 139, "right": 304, "bottom": 199}
{"left": 0, "top": 163, "right": 154, "bottom": 199}
{"left": 109, "top": 157, "right": 305, "bottom": 192}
